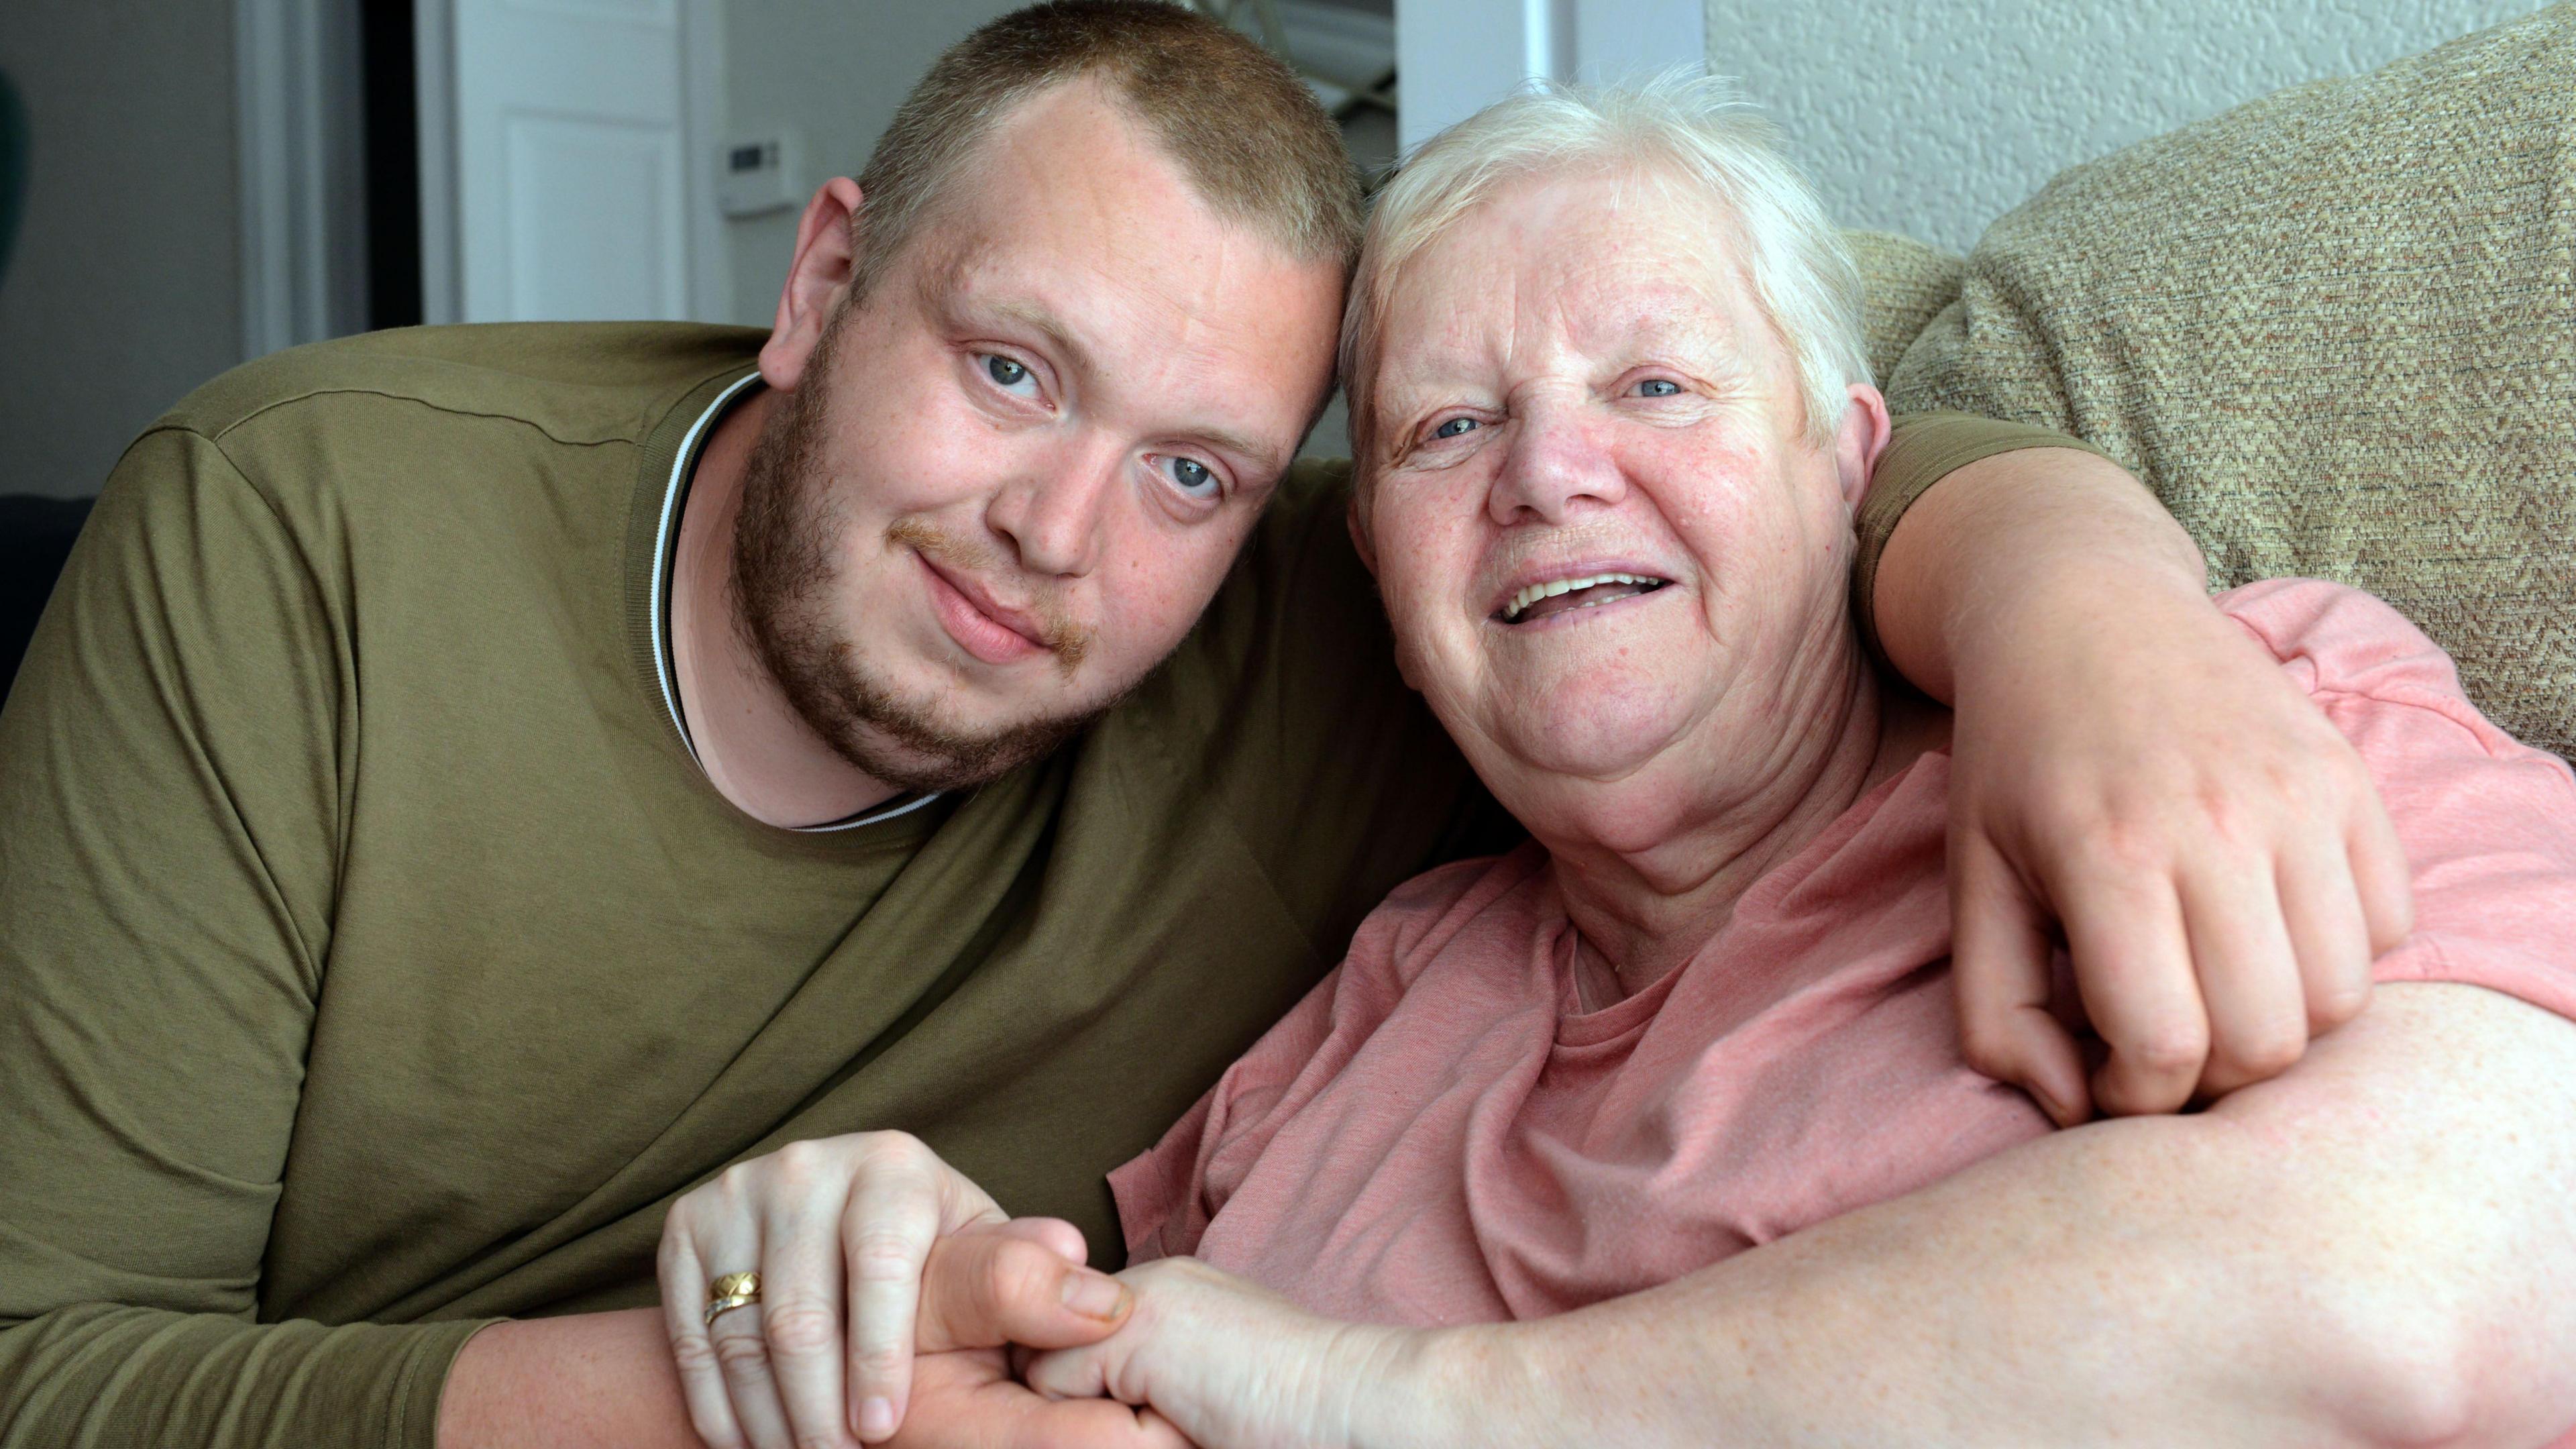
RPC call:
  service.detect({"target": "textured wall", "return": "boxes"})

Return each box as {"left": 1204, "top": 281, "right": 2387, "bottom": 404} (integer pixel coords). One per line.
{"left": 1703, "top": 0, "right": 2546, "bottom": 253}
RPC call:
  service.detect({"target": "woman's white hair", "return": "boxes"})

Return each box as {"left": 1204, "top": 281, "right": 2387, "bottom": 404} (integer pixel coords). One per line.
{"left": 1341, "top": 70, "right": 1869, "bottom": 462}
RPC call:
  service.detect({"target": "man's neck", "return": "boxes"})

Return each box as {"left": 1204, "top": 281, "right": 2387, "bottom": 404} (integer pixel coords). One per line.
{"left": 668, "top": 388, "right": 907, "bottom": 828}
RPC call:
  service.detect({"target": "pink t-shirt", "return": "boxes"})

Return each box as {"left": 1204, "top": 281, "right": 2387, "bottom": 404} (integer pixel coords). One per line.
{"left": 1112, "top": 580, "right": 2576, "bottom": 1331}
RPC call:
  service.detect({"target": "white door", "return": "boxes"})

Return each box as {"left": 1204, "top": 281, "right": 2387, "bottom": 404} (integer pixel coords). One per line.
{"left": 434, "top": 0, "right": 727, "bottom": 323}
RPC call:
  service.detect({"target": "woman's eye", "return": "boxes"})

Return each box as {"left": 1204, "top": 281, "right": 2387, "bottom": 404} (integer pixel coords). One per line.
{"left": 1432, "top": 416, "right": 1479, "bottom": 440}
{"left": 1634, "top": 378, "right": 1682, "bottom": 397}
{"left": 1157, "top": 455, "right": 1222, "bottom": 500}
{"left": 981, "top": 354, "right": 1037, "bottom": 396}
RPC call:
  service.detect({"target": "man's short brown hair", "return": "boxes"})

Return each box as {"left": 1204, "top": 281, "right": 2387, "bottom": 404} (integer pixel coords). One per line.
{"left": 851, "top": 1, "right": 1364, "bottom": 301}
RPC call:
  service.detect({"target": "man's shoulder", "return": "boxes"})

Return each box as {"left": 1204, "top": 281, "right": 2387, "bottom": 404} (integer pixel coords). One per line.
{"left": 159, "top": 321, "right": 765, "bottom": 451}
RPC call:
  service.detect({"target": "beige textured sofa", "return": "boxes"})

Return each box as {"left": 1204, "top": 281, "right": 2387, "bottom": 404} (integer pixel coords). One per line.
{"left": 1845, "top": 5, "right": 2573, "bottom": 761}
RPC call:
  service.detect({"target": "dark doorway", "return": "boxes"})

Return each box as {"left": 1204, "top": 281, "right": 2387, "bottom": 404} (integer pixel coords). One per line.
{"left": 361, "top": 0, "right": 420, "bottom": 330}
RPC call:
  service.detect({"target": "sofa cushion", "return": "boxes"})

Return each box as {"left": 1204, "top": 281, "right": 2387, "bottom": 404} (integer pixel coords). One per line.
{"left": 1886, "top": 7, "right": 2575, "bottom": 759}
{"left": 1846, "top": 229, "right": 1965, "bottom": 386}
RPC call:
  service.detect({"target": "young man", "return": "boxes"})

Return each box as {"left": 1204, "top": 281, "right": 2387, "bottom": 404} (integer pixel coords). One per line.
{"left": 0, "top": 5, "right": 2411, "bottom": 1448}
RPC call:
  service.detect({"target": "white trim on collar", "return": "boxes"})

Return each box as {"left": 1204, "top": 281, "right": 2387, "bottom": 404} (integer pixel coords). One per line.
{"left": 649, "top": 377, "right": 944, "bottom": 834}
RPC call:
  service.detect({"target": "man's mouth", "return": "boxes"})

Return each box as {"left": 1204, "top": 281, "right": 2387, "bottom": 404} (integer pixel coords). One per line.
{"left": 1496, "top": 572, "right": 1670, "bottom": 625}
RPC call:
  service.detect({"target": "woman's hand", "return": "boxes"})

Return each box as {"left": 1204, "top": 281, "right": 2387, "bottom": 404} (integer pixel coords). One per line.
{"left": 1022, "top": 1258, "right": 1418, "bottom": 1449}
{"left": 657, "top": 1132, "right": 1134, "bottom": 1448}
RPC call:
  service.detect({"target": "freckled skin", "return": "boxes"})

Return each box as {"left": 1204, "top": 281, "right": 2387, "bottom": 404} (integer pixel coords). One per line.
{"left": 1358, "top": 170, "right": 1888, "bottom": 867}
{"left": 786, "top": 81, "right": 1345, "bottom": 763}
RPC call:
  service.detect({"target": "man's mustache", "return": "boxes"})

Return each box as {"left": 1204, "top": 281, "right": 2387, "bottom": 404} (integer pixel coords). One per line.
{"left": 886, "top": 518, "right": 1093, "bottom": 672}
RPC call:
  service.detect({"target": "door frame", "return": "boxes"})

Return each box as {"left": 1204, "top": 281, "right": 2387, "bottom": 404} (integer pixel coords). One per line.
{"left": 235, "top": 0, "right": 372, "bottom": 356}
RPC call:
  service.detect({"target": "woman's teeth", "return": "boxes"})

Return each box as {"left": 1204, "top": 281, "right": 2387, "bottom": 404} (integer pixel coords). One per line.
{"left": 1500, "top": 572, "right": 1666, "bottom": 623}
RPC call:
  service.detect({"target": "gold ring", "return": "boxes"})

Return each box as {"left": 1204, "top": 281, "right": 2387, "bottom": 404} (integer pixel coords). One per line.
{"left": 704, "top": 1271, "right": 761, "bottom": 1329}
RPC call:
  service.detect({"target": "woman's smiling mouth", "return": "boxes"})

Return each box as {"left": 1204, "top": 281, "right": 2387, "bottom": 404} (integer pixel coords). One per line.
{"left": 1497, "top": 572, "right": 1671, "bottom": 625}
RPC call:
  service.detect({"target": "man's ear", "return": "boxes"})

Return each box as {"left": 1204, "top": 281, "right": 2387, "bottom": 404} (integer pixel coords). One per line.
{"left": 1831, "top": 382, "right": 1894, "bottom": 513}
{"left": 757, "top": 178, "right": 868, "bottom": 393}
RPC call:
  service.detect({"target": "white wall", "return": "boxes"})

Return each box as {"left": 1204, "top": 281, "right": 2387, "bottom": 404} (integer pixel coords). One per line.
{"left": 1399, "top": 0, "right": 1705, "bottom": 151}
{"left": 1703, "top": 0, "right": 2547, "bottom": 254}
{"left": 0, "top": 1, "right": 244, "bottom": 498}
{"left": 716, "top": 0, "right": 1024, "bottom": 327}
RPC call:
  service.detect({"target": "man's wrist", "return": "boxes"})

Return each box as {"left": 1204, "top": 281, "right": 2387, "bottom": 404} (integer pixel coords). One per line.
{"left": 1941, "top": 541, "right": 2214, "bottom": 700}
{"left": 1875, "top": 445, "right": 2204, "bottom": 701}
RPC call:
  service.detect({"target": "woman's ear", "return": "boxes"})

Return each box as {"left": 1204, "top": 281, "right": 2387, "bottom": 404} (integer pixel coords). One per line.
{"left": 758, "top": 178, "right": 868, "bottom": 392}
{"left": 1344, "top": 488, "right": 1428, "bottom": 693}
{"left": 1832, "top": 382, "right": 1894, "bottom": 512}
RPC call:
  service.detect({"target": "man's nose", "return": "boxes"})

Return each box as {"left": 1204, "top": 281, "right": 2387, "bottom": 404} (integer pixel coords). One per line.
{"left": 1487, "top": 401, "right": 1626, "bottom": 527}
{"left": 985, "top": 436, "right": 1122, "bottom": 578}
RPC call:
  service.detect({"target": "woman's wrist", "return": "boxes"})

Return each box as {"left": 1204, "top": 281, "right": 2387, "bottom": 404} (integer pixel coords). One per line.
{"left": 1336, "top": 1320, "right": 1535, "bottom": 1449}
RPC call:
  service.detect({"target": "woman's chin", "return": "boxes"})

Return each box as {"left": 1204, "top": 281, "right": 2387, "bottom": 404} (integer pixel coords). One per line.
{"left": 1477, "top": 706, "right": 1699, "bottom": 795}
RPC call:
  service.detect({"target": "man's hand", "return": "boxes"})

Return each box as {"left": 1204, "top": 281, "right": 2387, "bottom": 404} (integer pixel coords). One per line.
{"left": 1873, "top": 445, "right": 2414, "bottom": 1123}
{"left": 657, "top": 1133, "right": 1133, "bottom": 1448}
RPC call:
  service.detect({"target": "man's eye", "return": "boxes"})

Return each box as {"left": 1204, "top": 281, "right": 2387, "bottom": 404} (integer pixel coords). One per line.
{"left": 1158, "top": 455, "right": 1222, "bottom": 500}
{"left": 981, "top": 355, "right": 1036, "bottom": 395}
{"left": 1635, "top": 378, "right": 1682, "bottom": 397}
{"left": 1432, "top": 416, "right": 1479, "bottom": 440}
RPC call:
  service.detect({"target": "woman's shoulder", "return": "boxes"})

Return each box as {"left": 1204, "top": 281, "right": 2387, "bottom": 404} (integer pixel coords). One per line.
{"left": 2216, "top": 578, "right": 2486, "bottom": 722}
{"left": 1346, "top": 842, "right": 1561, "bottom": 993}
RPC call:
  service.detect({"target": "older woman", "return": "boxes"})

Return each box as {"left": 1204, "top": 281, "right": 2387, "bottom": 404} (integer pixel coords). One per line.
{"left": 667, "top": 79, "right": 2576, "bottom": 1448}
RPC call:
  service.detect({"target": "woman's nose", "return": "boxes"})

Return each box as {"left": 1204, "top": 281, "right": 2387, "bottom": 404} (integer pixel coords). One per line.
{"left": 1487, "top": 402, "right": 1626, "bottom": 527}
{"left": 985, "top": 437, "right": 1122, "bottom": 578}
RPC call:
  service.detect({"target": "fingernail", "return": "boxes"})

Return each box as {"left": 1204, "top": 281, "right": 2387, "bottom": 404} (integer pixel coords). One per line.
{"left": 2033, "top": 1081, "right": 2076, "bottom": 1126}
{"left": 857, "top": 1396, "right": 894, "bottom": 1441}
{"left": 1061, "top": 1268, "right": 1130, "bottom": 1320}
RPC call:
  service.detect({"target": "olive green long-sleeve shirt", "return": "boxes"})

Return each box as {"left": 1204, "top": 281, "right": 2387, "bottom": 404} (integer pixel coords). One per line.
{"left": 0, "top": 324, "right": 2059, "bottom": 1449}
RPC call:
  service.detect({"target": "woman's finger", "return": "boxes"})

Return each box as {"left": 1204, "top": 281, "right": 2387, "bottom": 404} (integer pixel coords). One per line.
{"left": 1949, "top": 830, "right": 2091, "bottom": 1126}
{"left": 658, "top": 1216, "right": 749, "bottom": 1449}
{"left": 2178, "top": 858, "right": 2310, "bottom": 1098}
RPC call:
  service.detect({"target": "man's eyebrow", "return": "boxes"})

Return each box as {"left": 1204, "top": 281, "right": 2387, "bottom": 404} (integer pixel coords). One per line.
{"left": 928, "top": 258, "right": 1285, "bottom": 477}
{"left": 1186, "top": 420, "right": 1287, "bottom": 476}
{"left": 979, "top": 297, "right": 1096, "bottom": 380}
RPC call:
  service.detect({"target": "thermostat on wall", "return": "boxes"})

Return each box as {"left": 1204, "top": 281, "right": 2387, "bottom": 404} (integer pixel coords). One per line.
{"left": 718, "top": 131, "right": 804, "bottom": 217}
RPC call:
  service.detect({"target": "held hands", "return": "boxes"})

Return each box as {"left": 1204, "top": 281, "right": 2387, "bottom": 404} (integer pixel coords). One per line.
{"left": 657, "top": 1132, "right": 1156, "bottom": 1448}
{"left": 1022, "top": 1258, "right": 1415, "bottom": 1449}
{"left": 653, "top": 1132, "right": 1403, "bottom": 1449}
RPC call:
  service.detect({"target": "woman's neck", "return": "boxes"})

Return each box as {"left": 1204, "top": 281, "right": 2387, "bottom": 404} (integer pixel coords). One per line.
{"left": 1542, "top": 637, "right": 1945, "bottom": 1005}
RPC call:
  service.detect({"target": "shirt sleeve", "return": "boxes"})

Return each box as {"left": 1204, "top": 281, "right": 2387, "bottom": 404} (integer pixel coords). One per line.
{"left": 1109, "top": 968, "right": 1338, "bottom": 1266}
{"left": 0, "top": 427, "right": 494, "bottom": 1449}
{"left": 2221, "top": 578, "right": 2576, "bottom": 1022}
{"left": 1851, "top": 412, "right": 2113, "bottom": 662}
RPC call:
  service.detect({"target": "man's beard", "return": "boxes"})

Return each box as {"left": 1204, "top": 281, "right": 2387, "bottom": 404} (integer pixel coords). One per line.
{"left": 729, "top": 337, "right": 1106, "bottom": 794}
